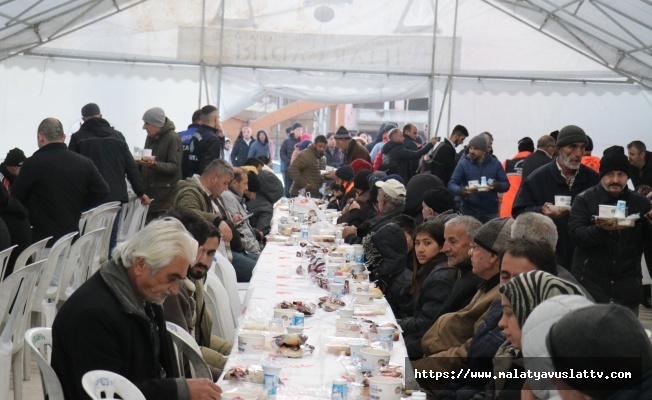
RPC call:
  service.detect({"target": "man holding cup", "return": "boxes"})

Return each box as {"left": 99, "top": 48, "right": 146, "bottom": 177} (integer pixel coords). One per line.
{"left": 512, "top": 125, "right": 599, "bottom": 269}
{"left": 568, "top": 150, "right": 652, "bottom": 314}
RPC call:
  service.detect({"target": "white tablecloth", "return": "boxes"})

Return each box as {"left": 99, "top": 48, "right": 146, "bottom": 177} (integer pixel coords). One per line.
{"left": 218, "top": 240, "right": 409, "bottom": 399}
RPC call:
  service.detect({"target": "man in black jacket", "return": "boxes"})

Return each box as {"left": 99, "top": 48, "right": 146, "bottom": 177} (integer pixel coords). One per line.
{"left": 512, "top": 125, "right": 599, "bottom": 269}
{"left": 0, "top": 147, "right": 25, "bottom": 193}
{"left": 628, "top": 140, "right": 652, "bottom": 189}
{"left": 186, "top": 105, "right": 223, "bottom": 178}
{"left": 52, "top": 218, "right": 223, "bottom": 400}
{"left": 12, "top": 118, "right": 109, "bottom": 246}
{"left": 569, "top": 151, "right": 652, "bottom": 314}
{"left": 381, "top": 127, "right": 437, "bottom": 183}
{"left": 69, "top": 103, "right": 151, "bottom": 250}
{"left": 402, "top": 124, "right": 420, "bottom": 180}
{"left": 521, "top": 135, "right": 556, "bottom": 180}
{"left": 423, "top": 125, "right": 468, "bottom": 185}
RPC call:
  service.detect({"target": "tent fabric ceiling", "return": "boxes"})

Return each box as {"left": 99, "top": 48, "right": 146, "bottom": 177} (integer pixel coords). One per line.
{"left": 484, "top": 0, "right": 652, "bottom": 88}
{"left": 0, "top": 0, "right": 146, "bottom": 60}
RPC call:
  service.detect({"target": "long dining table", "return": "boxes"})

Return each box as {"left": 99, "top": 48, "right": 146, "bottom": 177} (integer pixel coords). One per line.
{"left": 217, "top": 224, "right": 411, "bottom": 399}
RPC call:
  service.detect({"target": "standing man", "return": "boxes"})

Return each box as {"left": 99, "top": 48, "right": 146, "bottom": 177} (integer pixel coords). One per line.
{"left": 381, "top": 127, "right": 437, "bottom": 183}
{"left": 12, "top": 118, "right": 109, "bottom": 245}
{"left": 280, "top": 123, "right": 302, "bottom": 197}
{"left": 512, "top": 125, "right": 599, "bottom": 269}
{"left": 139, "top": 107, "right": 182, "bottom": 222}
{"left": 568, "top": 151, "right": 652, "bottom": 313}
{"left": 288, "top": 135, "right": 327, "bottom": 197}
{"left": 69, "top": 103, "right": 151, "bottom": 250}
{"left": 0, "top": 148, "right": 25, "bottom": 194}
{"left": 402, "top": 123, "right": 420, "bottom": 180}
{"left": 325, "top": 132, "right": 344, "bottom": 168}
{"left": 521, "top": 135, "right": 556, "bottom": 180}
{"left": 448, "top": 134, "right": 509, "bottom": 223}
{"left": 628, "top": 140, "right": 652, "bottom": 189}
{"left": 231, "top": 124, "right": 255, "bottom": 167}
{"left": 51, "top": 218, "right": 223, "bottom": 399}
{"left": 499, "top": 137, "right": 533, "bottom": 217}
{"left": 334, "top": 126, "right": 372, "bottom": 165}
{"left": 423, "top": 125, "right": 469, "bottom": 185}
{"left": 186, "top": 105, "right": 222, "bottom": 178}
{"left": 179, "top": 109, "right": 202, "bottom": 179}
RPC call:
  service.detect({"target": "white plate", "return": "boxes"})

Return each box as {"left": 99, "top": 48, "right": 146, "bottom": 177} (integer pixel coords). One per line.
{"left": 549, "top": 205, "right": 571, "bottom": 212}
{"left": 593, "top": 215, "right": 639, "bottom": 227}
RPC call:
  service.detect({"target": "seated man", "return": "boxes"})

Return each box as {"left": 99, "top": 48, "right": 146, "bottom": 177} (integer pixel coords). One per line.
{"left": 221, "top": 168, "right": 263, "bottom": 258}
{"left": 52, "top": 218, "right": 223, "bottom": 399}
{"left": 163, "top": 208, "right": 232, "bottom": 377}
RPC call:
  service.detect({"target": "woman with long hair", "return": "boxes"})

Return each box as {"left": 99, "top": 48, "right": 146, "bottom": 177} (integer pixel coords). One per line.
{"left": 399, "top": 221, "right": 457, "bottom": 359}
{"left": 248, "top": 129, "right": 270, "bottom": 159}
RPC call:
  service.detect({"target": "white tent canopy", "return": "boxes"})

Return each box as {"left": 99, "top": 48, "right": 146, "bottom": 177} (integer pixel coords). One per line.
{"left": 0, "top": 0, "right": 651, "bottom": 161}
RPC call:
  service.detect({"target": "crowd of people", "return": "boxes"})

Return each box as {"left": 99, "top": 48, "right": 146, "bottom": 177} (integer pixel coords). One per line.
{"left": 2, "top": 103, "right": 652, "bottom": 399}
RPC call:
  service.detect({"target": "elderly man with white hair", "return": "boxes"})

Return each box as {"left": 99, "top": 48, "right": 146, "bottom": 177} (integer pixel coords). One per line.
{"left": 52, "top": 218, "right": 223, "bottom": 400}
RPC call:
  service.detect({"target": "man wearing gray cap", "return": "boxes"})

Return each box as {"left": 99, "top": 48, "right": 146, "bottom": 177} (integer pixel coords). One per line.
{"left": 512, "top": 125, "right": 599, "bottom": 269}
{"left": 139, "top": 107, "right": 182, "bottom": 221}
{"left": 334, "top": 126, "right": 372, "bottom": 165}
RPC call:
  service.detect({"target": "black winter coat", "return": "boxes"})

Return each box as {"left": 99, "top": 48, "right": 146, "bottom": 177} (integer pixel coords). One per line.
{"left": 231, "top": 136, "right": 253, "bottom": 167}
{"left": 12, "top": 143, "right": 109, "bottom": 245}
{"left": 630, "top": 151, "right": 652, "bottom": 189}
{"left": 69, "top": 117, "right": 145, "bottom": 202}
{"left": 345, "top": 205, "right": 404, "bottom": 244}
{"left": 568, "top": 185, "right": 652, "bottom": 307}
{"left": 521, "top": 149, "right": 552, "bottom": 181}
{"left": 52, "top": 261, "right": 185, "bottom": 400}
{"left": 381, "top": 140, "right": 434, "bottom": 183}
{"left": 429, "top": 139, "right": 458, "bottom": 185}
{"left": 280, "top": 136, "right": 300, "bottom": 171}
{"left": 512, "top": 161, "right": 599, "bottom": 268}
{"left": 0, "top": 184, "right": 31, "bottom": 278}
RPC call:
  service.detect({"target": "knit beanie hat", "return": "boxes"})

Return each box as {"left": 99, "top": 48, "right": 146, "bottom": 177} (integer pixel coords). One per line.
{"left": 467, "top": 135, "right": 488, "bottom": 152}
{"left": 4, "top": 148, "right": 26, "bottom": 166}
{"left": 422, "top": 188, "right": 455, "bottom": 214}
{"left": 473, "top": 217, "right": 514, "bottom": 255}
{"left": 299, "top": 139, "right": 312, "bottom": 151}
{"left": 499, "top": 270, "right": 583, "bottom": 328}
{"left": 546, "top": 303, "right": 652, "bottom": 398}
{"left": 599, "top": 153, "right": 630, "bottom": 178}
{"left": 350, "top": 159, "right": 372, "bottom": 175}
{"left": 81, "top": 103, "right": 101, "bottom": 118}
{"left": 300, "top": 133, "right": 312, "bottom": 142}
{"left": 555, "top": 125, "right": 588, "bottom": 148}
{"left": 354, "top": 170, "right": 372, "bottom": 191}
{"left": 142, "top": 107, "right": 166, "bottom": 128}
{"left": 291, "top": 122, "right": 303, "bottom": 131}
{"left": 335, "top": 165, "right": 355, "bottom": 182}
{"left": 246, "top": 171, "right": 260, "bottom": 193}
{"left": 603, "top": 145, "right": 625, "bottom": 156}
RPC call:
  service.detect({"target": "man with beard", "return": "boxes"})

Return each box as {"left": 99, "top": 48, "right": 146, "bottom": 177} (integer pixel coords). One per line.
{"left": 163, "top": 208, "right": 233, "bottom": 377}
{"left": 512, "top": 125, "right": 599, "bottom": 269}
{"left": 568, "top": 150, "right": 652, "bottom": 314}
{"left": 52, "top": 218, "right": 223, "bottom": 400}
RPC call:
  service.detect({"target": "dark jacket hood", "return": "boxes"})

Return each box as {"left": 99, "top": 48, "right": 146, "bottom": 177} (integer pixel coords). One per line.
{"left": 405, "top": 174, "right": 445, "bottom": 216}
{"left": 79, "top": 117, "right": 116, "bottom": 137}
{"left": 364, "top": 222, "right": 408, "bottom": 280}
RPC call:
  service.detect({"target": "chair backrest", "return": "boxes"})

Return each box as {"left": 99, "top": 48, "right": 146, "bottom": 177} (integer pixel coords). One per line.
{"left": 0, "top": 244, "right": 17, "bottom": 281}
{"left": 117, "top": 196, "right": 139, "bottom": 243}
{"left": 13, "top": 236, "right": 51, "bottom": 273}
{"left": 125, "top": 202, "right": 150, "bottom": 240}
{"left": 165, "top": 322, "right": 212, "bottom": 380}
{"left": 33, "top": 232, "right": 76, "bottom": 311}
{"left": 643, "top": 255, "right": 651, "bottom": 285}
{"left": 56, "top": 228, "right": 104, "bottom": 303}
{"left": 204, "top": 273, "right": 236, "bottom": 341}
{"left": 82, "top": 370, "right": 146, "bottom": 400}
{"left": 0, "top": 261, "right": 46, "bottom": 352}
{"left": 78, "top": 209, "right": 93, "bottom": 236}
{"left": 213, "top": 253, "right": 242, "bottom": 324}
{"left": 86, "top": 205, "right": 121, "bottom": 264}
{"left": 25, "top": 328, "right": 64, "bottom": 400}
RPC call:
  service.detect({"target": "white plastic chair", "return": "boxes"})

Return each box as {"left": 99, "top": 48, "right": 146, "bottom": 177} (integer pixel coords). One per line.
{"left": 166, "top": 322, "right": 213, "bottom": 380}
{"left": 117, "top": 196, "right": 139, "bottom": 243}
{"left": 85, "top": 205, "right": 121, "bottom": 265}
{"left": 204, "top": 273, "right": 236, "bottom": 341}
{"left": 78, "top": 209, "right": 93, "bottom": 236}
{"left": 0, "top": 245, "right": 17, "bottom": 280}
{"left": 82, "top": 370, "right": 146, "bottom": 400}
{"left": 46, "top": 228, "right": 103, "bottom": 308}
{"left": 213, "top": 252, "right": 244, "bottom": 324}
{"left": 12, "top": 236, "right": 51, "bottom": 273}
{"left": 125, "top": 202, "right": 150, "bottom": 239}
{"left": 642, "top": 255, "right": 651, "bottom": 285}
{"left": 24, "top": 328, "right": 64, "bottom": 400}
{"left": 0, "top": 260, "right": 46, "bottom": 400}
{"left": 22, "top": 232, "right": 77, "bottom": 380}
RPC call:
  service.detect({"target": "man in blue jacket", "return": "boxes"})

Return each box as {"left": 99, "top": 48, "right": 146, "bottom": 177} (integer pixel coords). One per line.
{"left": 448, "top": 134, "right": 509, "bottom": 223}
